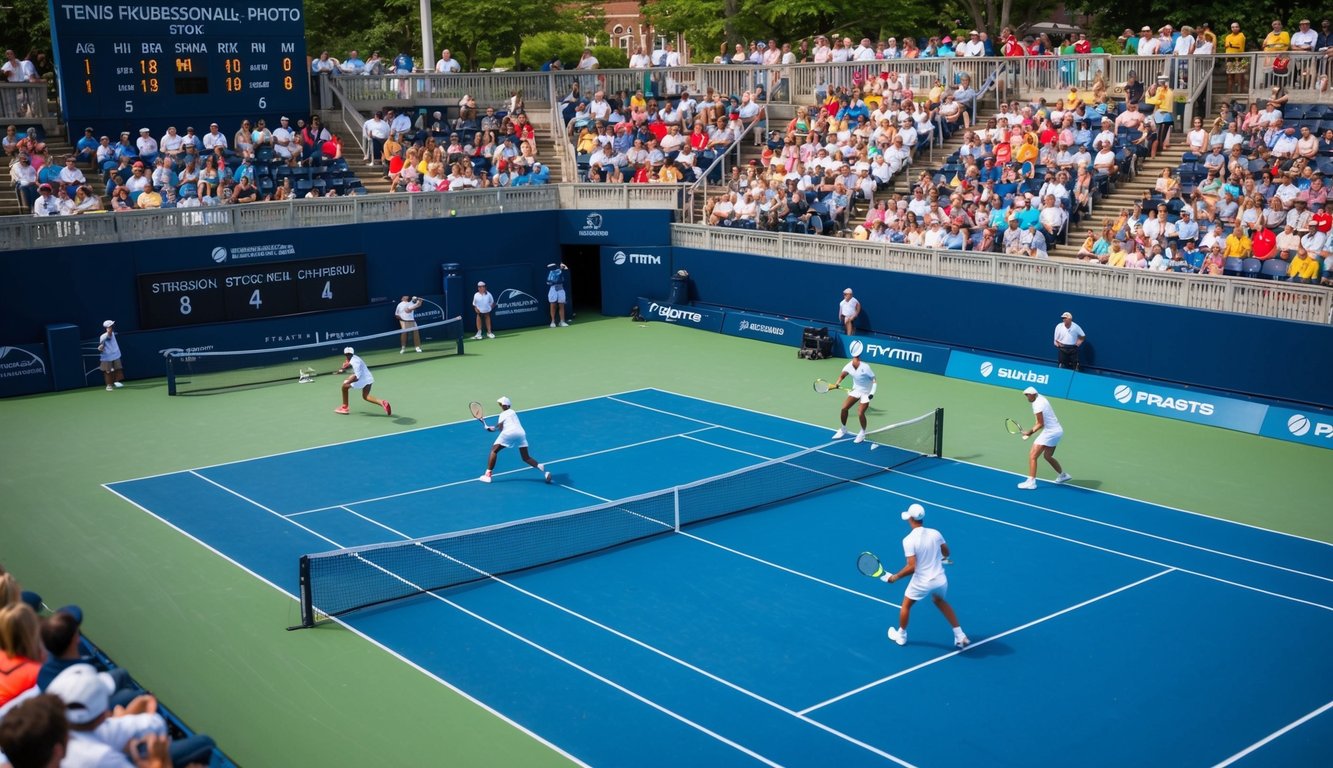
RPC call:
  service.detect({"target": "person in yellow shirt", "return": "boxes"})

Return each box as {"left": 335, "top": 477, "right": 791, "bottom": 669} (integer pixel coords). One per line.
{"left": 1224, "top": 22, "right": 1248, "bottom": 92}
{"left": 1263, "top": 20, "right": 1290, "bottom": 52}
{"left": 1144, "top": 77, "right": 1174, "bottom": 156}
{"left": 1106, "top": 240, "right": 1127, "bottom": 267}
{"left": 1224, "top": 227, "right": 1252, "bottom": 258}
{"left": 1287, "top": 248, "right": 1319, "bottom": 283}
{"left": 135, "top": 184, "right": 163, "bottom": 209}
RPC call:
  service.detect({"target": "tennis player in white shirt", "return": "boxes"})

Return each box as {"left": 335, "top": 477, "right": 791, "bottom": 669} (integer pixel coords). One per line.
{"left": 480, "top": 396, "right": 551, "bottom": 484}
{"left": 335, "top": 347, "right": 391, "bottom": 416}
{"left": 831, "top": 352, "right": 876, "bottom": 443}
{"left": 1017, "top": 386, "right": 1070, "bottom": 489}
{"left": 881, "top": 503, "right": 969, "bottom": 648}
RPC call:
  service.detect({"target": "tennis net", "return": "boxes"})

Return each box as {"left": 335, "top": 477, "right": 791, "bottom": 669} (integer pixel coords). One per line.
{"left": 166, "top": 316, "right": 465, "bottom": 395}
{"left": 296, "top": 407, "right": 942, "bottom": 627}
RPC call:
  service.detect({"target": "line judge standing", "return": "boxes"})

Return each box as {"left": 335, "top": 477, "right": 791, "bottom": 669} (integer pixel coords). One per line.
{"left": 838, "top": 287, "right": 861, "bottom": 335}
{"left": 1053, "top": 311, "right": 1085, "bottom": 370}
{"left": 96, "top": 320, "right": 124, "bottom": 391}
{"left": 471, "top": 281, "right": 495, "bottom": 340}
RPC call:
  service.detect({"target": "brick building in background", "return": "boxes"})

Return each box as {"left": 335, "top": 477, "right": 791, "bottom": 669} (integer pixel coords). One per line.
{"left": 599, "top": 1, "right": 691, "bottom": 61}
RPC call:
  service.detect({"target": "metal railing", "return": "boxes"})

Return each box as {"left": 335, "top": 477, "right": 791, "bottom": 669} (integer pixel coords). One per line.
{"left": 671, "top": 223, "right": 1333, "bottom": 325}
{"left": 0, "top": 184, "right": 688, "bottom": 252}
{"left": 0, "top": 83, "right": 52, "bottom": 121}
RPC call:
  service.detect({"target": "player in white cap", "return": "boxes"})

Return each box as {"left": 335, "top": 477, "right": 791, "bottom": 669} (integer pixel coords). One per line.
{"left": 472, "top": 281, "right": 495, "bottom": 340}
{"left": 334, "top": 347, "right": 391, "bottom": 416}
{"left": 838, "top": 287, "right": 860, "bottom": 335}
{"left": 880, "top": 503, "right": 969, "bottom": 648}
{"left": 479, "top": 396, "right": 551, "bottom": 484}
{"left": 97, "top": 320, "right": 124, "bottom": 391}
{"left": 1017, "top": 386, "right": 1069, "bottom": 488}
{"left": 830, "top": 351, "right": 876, "bottom": 442}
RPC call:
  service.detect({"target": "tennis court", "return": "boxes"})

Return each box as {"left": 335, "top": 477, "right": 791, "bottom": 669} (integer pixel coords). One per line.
{"left": 104, "top": 387, "right": 1333, "bottom": 768}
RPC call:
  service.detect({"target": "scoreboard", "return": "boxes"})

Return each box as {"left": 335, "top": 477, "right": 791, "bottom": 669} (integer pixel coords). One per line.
{"left": 48, "top": 1, "right": 309, "bottom": 139}
{"left": 137, "top": 254, "right": 368, "bottom": 329}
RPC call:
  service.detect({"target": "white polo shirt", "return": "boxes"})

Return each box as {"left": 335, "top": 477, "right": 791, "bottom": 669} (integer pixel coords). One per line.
{"left": 1054, "top": 321, "right": 1084, "bottom": 346}
{"left": 345, "top": 355, "right": 373, "bottom": 388}
{"left": 473, "top": 290, "right": 495, "bottom": 313}
{"left": 839, "top": 295, "right": 860, "bottom": 320}
{"left": 1031, "top": 394, "right": 1063, "bottom": 435}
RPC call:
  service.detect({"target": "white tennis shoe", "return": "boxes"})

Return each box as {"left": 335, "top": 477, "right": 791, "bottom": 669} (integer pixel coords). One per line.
{"left": 853, "top": 430, "right": 866, "bottom": 444}
{"left": 415, "top": 346, "right": 423, "bottom": 352}
{"left": 544, "top": 471, "right": 552, "bottom": 484}
{"left": 1017, "top": 478, "right": 1037, "bottom": 490}
{"left": 478, "top": 473, "right": 492, "bottom": 484}
{"left": 887, "top": 627, "right": 906, "bottom": 646}
{"left": 1055, "top": 472, "right": 1072, "bottom": 484}
{"left": 558, "top": 321, "right": 569, "bottom": 327}
{"left": 486, "top": 332, "right": 494, "bottom": 339}
{"left": 473, "top": 333, "right": 483, "bottom": 340}
{"left": 954, "top": 631, "right": 971, "bottom": 649}
{"left": 832, "top": 427, "right": 847, "bottom": 439}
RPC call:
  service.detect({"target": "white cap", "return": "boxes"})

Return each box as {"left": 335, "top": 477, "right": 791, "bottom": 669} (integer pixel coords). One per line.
{"left": 343, "top": 347, "right": 355, "bottom": 355}
{"left": 102, "top": 319, "right": 115, "bottom": 328}
{"left": 497, "top": 396, "right": 511, "bottom": 407}
{"left": 477, "top": 281, "right": 486, "bottom": 286}
{"left": 901, "top": 503, "right": 925, "bottom": 521}
{"left": 46, "top": 664, "right": 116, "bottom": 725}
{"left": 1061, "top": 311, "right": 1073, "bottom": 319}
{"left": 1023, "top": 386, "right": 1038, "bottom": 395}
{"left": 843, "top": 288, "right": 853, "bottom": 294}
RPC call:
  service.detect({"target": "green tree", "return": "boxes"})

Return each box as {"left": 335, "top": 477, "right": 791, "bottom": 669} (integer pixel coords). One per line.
{"left": 4, "top": 0, "right": 53, "bottom": 60}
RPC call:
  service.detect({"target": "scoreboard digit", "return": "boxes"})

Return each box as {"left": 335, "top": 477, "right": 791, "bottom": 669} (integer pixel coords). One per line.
{"left": 49, "top": 1, "right": 309, "bottom": 139}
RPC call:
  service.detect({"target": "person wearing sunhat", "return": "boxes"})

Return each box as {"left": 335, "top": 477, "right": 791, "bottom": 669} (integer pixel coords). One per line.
{"left": 478, "top": 396, "right": 551, "bottom": 484}
{"left": 879, "top": 502, "right": 970, "bottom": 649}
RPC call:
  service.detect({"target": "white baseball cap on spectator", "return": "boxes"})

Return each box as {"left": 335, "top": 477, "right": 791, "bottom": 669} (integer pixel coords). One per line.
{"left": 102, "top": 320, "right": 115, "bottom": 328}
{"left": 46, "top": 664, "right": 116, "bottom": 725}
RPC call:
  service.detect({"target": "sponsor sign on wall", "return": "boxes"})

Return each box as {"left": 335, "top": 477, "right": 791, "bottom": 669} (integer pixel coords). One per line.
{"left": 0, "top": 344, "right": 51, "bottom": 397}
{"left": 463, "top": 263, "right": 545, "bottom": 331}
{"left": 635, "top": 298, "right": 725, "bottom": 332}
{"left": 600, "top": 245, "right": 672, "bottom": 314}
{"left": 841, "top": 335, "right": 952, "bottom": 375}
{"left": 1066, "top": 374, "right": 1270, "bottom": 434}
{"left": 720, "top": 311, "right": 807, "bottom": 348}
{"left": 945, "top": 350, "right": 1074, "bottom": 398}
{"left": 1258, "top": 405, "right": 1333, "bottom": 450}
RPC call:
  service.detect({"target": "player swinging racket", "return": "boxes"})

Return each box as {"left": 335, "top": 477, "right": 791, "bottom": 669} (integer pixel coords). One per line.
{"left": 1017, "top": 385, "right": 1070, "bottom": 489}
{"left": 831, "top": 352, "right": 876, "bottom": 443}
{"left": 881, "top": 503, "right": 969, "bottom": 649}
{"left": 479, "top": 396, "right": 551, "bottom": 484}
{"left": 334, "top": 347, "right": 391, "bottom": 416}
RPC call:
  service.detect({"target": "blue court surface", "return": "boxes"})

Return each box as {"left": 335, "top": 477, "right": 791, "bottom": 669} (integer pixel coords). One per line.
{"left": 106, "top": 389, "right": 1333, "bottom": 767}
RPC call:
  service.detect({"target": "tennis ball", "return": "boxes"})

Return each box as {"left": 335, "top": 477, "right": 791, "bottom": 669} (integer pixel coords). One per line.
{"left": 449, "top": 209, "right": 457, "bottom": 217}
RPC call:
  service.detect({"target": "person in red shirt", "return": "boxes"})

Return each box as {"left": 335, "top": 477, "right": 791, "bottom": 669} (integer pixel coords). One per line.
{"left": 1251, "top": 226, "right": 1278, "bottom": 259}
{"left": 1074, "top": 32, "right": 1093, "bottom": 54}
{"left": 1311, "top": 208, "right": 1331, "bottom": 233}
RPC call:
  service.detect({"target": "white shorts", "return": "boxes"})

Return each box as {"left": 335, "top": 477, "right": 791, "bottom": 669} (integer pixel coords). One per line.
{"left": 904, "top": 577, "right": 947, "bottom": 602}
{"left": 350, "top": 378, "right": 370, "bottom": 390}
{"left": 495, "top": 430, "right": 528, "bottom": 449}
{"left": 548, "top": 286, "right": 566, "bottom": 303}
{"left": 848, "top": 389, "right": 871, "bottom": 403}
{"left": 1035, "top": 429, "right": 1063, "bottom": 448}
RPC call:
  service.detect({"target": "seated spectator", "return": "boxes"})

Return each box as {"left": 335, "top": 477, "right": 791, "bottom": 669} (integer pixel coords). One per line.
{"left": 30, "top": 184, "right": 59, "bottom": 216}
{"left": 1, "top": 603, "right": 43, "bottom": 708}
{"left": 1286, "top": 248, "right": 1320, "bottom": 282}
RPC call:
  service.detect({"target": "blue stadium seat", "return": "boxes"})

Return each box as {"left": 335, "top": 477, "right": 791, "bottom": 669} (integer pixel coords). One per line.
{"left": 1260, "top": 258, "right": 1290, "bottom": 279}
{"left": 1240, "top": 258, "right": 1262, "bottom": 279}
{"left": 1223, "top": 257, "right": 1245, "bottom": 276}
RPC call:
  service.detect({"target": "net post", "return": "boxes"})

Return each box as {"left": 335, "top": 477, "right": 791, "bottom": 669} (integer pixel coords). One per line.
{"left": 673, "top": 487, "right": 680, "bottom": 532}
{"left": 166, "top": 355, "right": 177, "bottom": 396}
{"left": 295, "top": 555, "right": 314, "bottom": 629}
{"left": 933, "top": 407, "right": 945, "bottom": 458}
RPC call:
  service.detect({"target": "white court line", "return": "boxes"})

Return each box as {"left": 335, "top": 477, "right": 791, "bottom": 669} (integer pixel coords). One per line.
{"left": 798, "top": 569, "right": 1176, "bottom": 715}
{"left": 900, "top": 472, "right": 1333, "bottom": 584}
{"left": 187, "top": 471, "right": 341, "bottom": 548}
{"left": 554, "top": 485, "right": 902, "bottom": 610}
{"left": 97, "top": 483, "right": 584, "bottom": 767}
{"left": 287, "top": 426, "right": 720, "bottom": 517}
{"left": 643, "top": 387, "right": 1333, "bottom": 550}
{"left": 674, "top": 431, "right": 1332, "bottom": 612}
{"left": 110, "top": 388, "right": 663, "bottom": 484}
{"left": 1211, "top": 699, "right": 1333, "bottom": 768}
{"left": 617, "top": 391, "right": 1331, "bottom": 584}
{"left": 346, "top": 506, "right": 918, "bottom": 767}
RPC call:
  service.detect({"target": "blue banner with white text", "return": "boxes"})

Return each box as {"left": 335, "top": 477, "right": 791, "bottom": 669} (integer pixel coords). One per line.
{"left": 1257, "top": 405, "right": 1333, "bottom": 450}
{"left": 636, "top": 298, "right": 725, "bottom": 333}
{"left": 720, "top": 311, "right": 809, "bottom": 347}
{"left": 0, "top": 343, "right": 52, "bottom": 397}
{"left": 945, "top": 350, "right": 1074, "bottom": 398}
{"left": 840, "top": 335, "right": 951, "bottom": 375}
{"left": 1065, "top": 374, "right": 1269, "bottom": 433}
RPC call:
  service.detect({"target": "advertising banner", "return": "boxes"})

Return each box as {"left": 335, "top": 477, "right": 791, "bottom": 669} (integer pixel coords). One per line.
{"left": 1257, "top": 405, "right": 1333, "bottom": 450}
{"left": 1066, "top": 374, "right": 1270, "bottom": 433}
{"left": 720, "top": 311, "right": 808, "bottom": 348}
{"left": 635, "top": 298, "right": 725, "bottom": 333}
{"left": 945, "top": 350, "right": 1074, "bottom": 398}
{"left": 0, "top": 343, "right": 52, "bottom": 397}
{"left": 600, "top": 246, "right": 672, "bottom": 315}
{"left": 463, "top": 263, "right": 546, "bottom": 331}
{"left": 840, "top": 335, "right": 952, "bottom": 375}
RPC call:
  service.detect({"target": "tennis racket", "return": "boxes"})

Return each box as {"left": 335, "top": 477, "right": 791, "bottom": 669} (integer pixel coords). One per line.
{"left": 857, "top": 551, "right": 888, "bottom": 579}
{"left": 1005, "top": 417, "right": 1029, "bottom": 440}
{"left": 813, "top": 378, "right": 845, "bottom": 394}
{"left": 469, "top": 401, "right": 487, "bottom": 428}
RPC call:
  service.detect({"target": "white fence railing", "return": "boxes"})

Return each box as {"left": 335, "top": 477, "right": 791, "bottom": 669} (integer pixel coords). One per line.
{"left": 0, "top": 184, "right": 689, "bottom": 252}
{"left": 671, "top": 223, "right": 1333, "bottom": 326}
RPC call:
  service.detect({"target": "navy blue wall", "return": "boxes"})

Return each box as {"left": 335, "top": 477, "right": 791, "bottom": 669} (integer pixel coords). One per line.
{"left": 673, "top": 248, "right": 1333, "bottom": 407}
